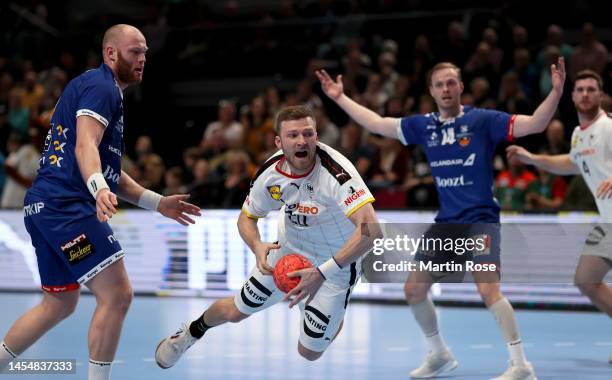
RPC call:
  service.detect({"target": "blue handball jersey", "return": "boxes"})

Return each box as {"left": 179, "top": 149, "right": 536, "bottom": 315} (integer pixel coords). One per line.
{"left": 29, "top": 63, "right": 124, "bottom": 215}
{"left": 398, "top": 106, "right": 515, "bottom": 223}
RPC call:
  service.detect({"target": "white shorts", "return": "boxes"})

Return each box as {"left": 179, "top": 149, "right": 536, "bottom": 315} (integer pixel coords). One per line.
{"left": 233, "top": 248, "right": 359, "bottom": 352}
{"left": 581, "top": 224, "right": 612, "bottom": 261}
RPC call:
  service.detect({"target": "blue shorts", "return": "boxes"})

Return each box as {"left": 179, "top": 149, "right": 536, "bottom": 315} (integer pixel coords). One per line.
{"left": 23, "top": 194, "right": 124, "bottom": 292}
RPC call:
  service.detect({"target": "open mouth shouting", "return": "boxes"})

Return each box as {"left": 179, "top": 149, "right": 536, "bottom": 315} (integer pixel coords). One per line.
{"left": 295, "top": 151, "right": 308, "bottom": 158}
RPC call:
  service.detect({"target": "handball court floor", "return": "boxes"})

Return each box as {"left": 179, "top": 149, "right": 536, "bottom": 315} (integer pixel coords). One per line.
{"left": 0, "top": 292, "right": 610, "bottom": 380}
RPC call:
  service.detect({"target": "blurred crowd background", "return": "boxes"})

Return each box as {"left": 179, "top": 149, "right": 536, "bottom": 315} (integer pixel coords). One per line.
{"left": 1, "top": 0, "right": 610, "bottom": 212}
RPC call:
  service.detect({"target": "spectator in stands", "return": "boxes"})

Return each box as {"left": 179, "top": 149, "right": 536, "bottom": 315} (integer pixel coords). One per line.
{"left": 464, "top": 42, "right": 499, "bottom": 87}
{"left": 242, "top": 95, "right": 274, "bottom": 158}
{"left": 537, "top": 24, "right": 573, "bottom": 71}
{"left": 265, "top": 85, "right": 281, "bottom": 116}
{"left": 570, "top": 23, "right": 608, "bottom": 78}
{"left": 525, "top": 163, "right": 567, "bottom": 211}
{"left": 470, "top": 77, "right": 496, "bottom": 109}
{"left": 481, "top": 27, "right": 504, "bottom": 74}
{"left": 439, "top": 21, "right": 468, "bottom": 68}
{"left": 508, "top": 48, "right": 538, "bottom": 99}
{"left": 410, "top": 34, "right": 435, "bottom": 95}
{"left": 219, "top": 149, "right": 251, "bottom": 208}
{"left": 19, "top": 70, "right": 45, "bottom": 118}
{"left": 362, "top": 73, "right": 388, "bottom": 114}
{"left": 295, "top": 79, "right": 322, "bottom": 110}
{"left": 368, "top": 137, "right": 409, "bottom": 191}
{"left": 134, "top": 135, "right": 154, "bottom": 173}
{"left": 140, "top": 153, "right": 165, "bottom": 194}
{"left": 313, "top": 106, "right": 339, "bottom": 147}
{"left": 7, "top": 90, "right": 30, "bottom": 139}
{"left": 1, "top": 130, "right": 41, "bottom": 209}
{"left": 204, "top": 99, "right": 244, "bottom": 149}
{"left": 378, "top": 51, "right": 399, "bottom": 97}
{"left": 188, "top": 158, "right": 221, "bottom": 208}
{"left": 495, "top": 154, "right": 536, "bottom": 211}
{"left": 498, "top": 71, "right": 532, "bottom": 115}
{"left": 163, "top": 166, "right": 187, "bottom": 196}
{"left": 338, "top": 120, "right": 374, "bottom": 178}
{"left": 544, "top": 119, "right": 570, "bottom": 154}
{"left": 182, "top": 147, "right": 200, "bottom": 184}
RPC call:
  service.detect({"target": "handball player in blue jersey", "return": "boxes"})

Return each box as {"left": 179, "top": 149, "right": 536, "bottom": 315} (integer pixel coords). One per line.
{"left": 0, "top": 25, "right": 200, "bottom": 380}
{"left": 317, "top": 58, "right": 565, "bottom": 380}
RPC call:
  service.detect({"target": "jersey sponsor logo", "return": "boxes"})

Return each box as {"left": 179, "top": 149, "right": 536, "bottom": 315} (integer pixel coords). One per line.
{"left": 115, "top": 115, "right": 124, "bottom": 134}
{"left": 427, "top": 131, "right": 440, "bottom": 147}
{"left": 344, "top": 187, "right": 367, "bottom": 206}
{"left": 426, "top": 124, "right": 436, "bottom": 130}
{"left": 23, "top": 202, "right": 44, "bottom": 217}
{"left": 267, "top": 185, "right": 283, "bottom": 201}
{"left": 53, "top": 140, "right": 66, "bottom": 153}
{"left": 575, "top": 148, "right": 595, "bottom": 158}
{"left": 103, "top": 165, "right": 121, "bottom": 184}
{"left": 430, "top": 153, "right": 476, "bottom": 168}
{"left": 441, "top": 128, "right": 456, "bottom": 145}
{"left": 49, "top": 154, "right": 63, "bottom": 167}
{"left": 107, "top": 234, "right": 118, "bottom": 244}
{"left": 60, "top": 234, "right": 96, "bottom": 265}
{"left": 287, "top": 202, "right": 319, "bottom": 215}
{"left": 303, "top": 305, "right": 330, "bottom": 339}
{"left": 108, "top": 145, "right": 122, "bottom": 157}
{"left": 43, "top": 129, "right": 52, "bottom": 152}
{"left": 435, "top": 175, "right": 472, "bottom": 188}
{"left": 458, "top": 136, "right": 471, "bottom": 147}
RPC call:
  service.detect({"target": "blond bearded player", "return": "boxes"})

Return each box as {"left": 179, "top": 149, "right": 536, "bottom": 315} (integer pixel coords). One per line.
{"left": 155, "top": 105, "right": 381, "bottom": 367}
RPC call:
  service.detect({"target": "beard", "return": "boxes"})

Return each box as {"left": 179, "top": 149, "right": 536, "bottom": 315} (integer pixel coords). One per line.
{"left": 574, "top": 100, "right": 599, "bottom": 115}
{"left": 116, "top": 51, "right": 141, "bottom": 85}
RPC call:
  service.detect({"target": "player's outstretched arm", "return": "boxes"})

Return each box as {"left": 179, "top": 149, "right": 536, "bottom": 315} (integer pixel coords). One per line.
{"left": 284, "top": 203, "right": 381, "bottom": 307}
{"left": 237, "top": 211, "right": 279, "bottom": 275}
{"left": 75, "top": 115, "right": 117, "bottom": 222}
{"left": 513, "top": 57, "right": 566, "bottom": 138}
{"left": 506, "top": 145, "right": 579, "bottom": 175}
{"left": 117, "top": 171, "right": 201, "bottom": 226}
{"left": 315, "top": 69, "right": 399, "bottom": 138}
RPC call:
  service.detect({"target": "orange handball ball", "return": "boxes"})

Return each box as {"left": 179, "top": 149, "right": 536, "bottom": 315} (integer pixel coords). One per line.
{"left": 273, "top": 253, "right": 313, "bottom": 293}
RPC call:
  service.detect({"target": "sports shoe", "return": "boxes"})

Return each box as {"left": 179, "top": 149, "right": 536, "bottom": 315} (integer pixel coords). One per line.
{"left": 491, "top": 360, "right": 537, "bottom": 380}
{"left": 155, "top": 323, "right": 198, "bottom": 369}
{"left": 410, "top": 348, "right": 458, "bottom": 378}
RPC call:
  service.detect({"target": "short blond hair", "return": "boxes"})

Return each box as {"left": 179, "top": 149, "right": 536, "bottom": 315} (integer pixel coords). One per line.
{"left": 273, "top": 105, "right": 316, "bottom": 134}
{"left": 428, "top": 62, "right": 462, "bottom": 87}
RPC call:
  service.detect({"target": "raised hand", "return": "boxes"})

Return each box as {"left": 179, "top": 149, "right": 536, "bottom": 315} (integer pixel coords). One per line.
{"left": 315, "top": 69, "right": 344, "bottom": 101}
{"left": 551, "top": 57, "right": 566, "bottom": 96}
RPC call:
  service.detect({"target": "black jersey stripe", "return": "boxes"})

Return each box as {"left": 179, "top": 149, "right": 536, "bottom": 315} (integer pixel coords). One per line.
{"left": 316, "top": 147, "right": 352, "bottom": 185}
{"left": 250, "top": 154, "right": 284, "bottom": 187}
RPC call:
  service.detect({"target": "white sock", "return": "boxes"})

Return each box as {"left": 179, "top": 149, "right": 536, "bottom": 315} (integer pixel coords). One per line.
{"left": 88, "top": 359, "right": 112, "bottom": 380}
{"left": 425, "top": 331, "right": 448, "bottom": 353}
{"left": 508, "top": 339, "right": 527, "bottom": 365}
{"left": 489, "top": 298, "right": 527, "bottom": 365}
{"left": 0, "top": 341, "right": 17, "bottom": 371}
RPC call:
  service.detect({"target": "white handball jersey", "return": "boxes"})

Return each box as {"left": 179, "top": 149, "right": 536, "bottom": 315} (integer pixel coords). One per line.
{"left": 242, "top": 142, "right": 375, "bottom": 281}
{"left": 569, "top": 112, "right": 612, "bottom": 222}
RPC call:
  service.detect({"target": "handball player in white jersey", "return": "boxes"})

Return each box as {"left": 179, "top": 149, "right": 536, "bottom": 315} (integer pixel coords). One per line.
{"left": 507, "top": 70, "right": 612, "bottom": 361}
{"left": 155, "top": 105, "right": 380, "bottom": 367}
